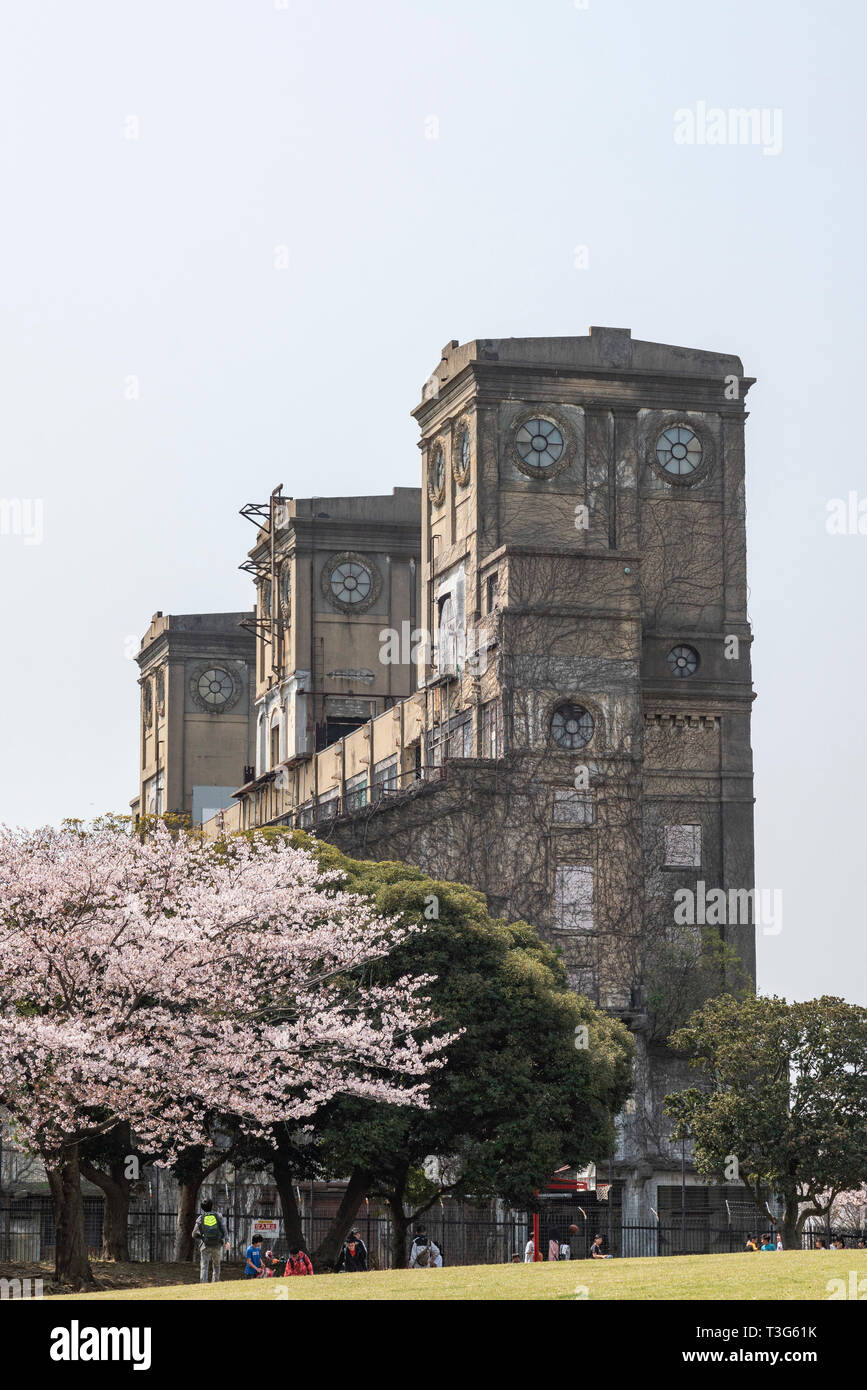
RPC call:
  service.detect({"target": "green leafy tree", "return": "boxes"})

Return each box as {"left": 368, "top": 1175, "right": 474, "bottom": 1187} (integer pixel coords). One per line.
{"left": 261, "top": 833, "right": 634, "bottom": 1269}
{"left": 664, "top": 994, "right": 867, "bottom": 1249}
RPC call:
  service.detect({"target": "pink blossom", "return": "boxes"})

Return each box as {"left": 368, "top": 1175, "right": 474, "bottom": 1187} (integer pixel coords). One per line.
{"left": 0, "top": 825, "right": 455, "bottom": 1162}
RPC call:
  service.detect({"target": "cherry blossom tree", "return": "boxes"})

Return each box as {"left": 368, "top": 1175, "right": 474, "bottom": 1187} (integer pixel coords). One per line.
{"left": 0, "top": 823, "right": 449, "bottom": 1286}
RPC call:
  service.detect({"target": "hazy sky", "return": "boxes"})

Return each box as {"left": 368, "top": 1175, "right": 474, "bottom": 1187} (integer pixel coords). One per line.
{"left": 0, "top": 0, "right": 863, "bottom": 1006}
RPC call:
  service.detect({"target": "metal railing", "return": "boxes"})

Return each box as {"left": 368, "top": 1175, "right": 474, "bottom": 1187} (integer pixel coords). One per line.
{"left": 290, "top": 766, "right": 445, "bottom": 831}
{"left": 5, "top": 1198, "right": 862, "bottom": 1267}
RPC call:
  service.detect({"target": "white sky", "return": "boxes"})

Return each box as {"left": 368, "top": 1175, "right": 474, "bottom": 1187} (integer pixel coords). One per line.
{"left": 0, "top": 0, "right": 863, "bottom": 1005}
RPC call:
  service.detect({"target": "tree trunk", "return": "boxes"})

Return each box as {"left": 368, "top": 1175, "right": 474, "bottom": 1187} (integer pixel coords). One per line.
{"left": 79, "top": 1161, "right": 132, "bottom": 1261}
{"left": 172, "top": 1150, "right": 230, "bottom": 1262}
{"left": 310, "top": 1167, "right": 370, "bottom": 1271}
{"left": 101, "top": 1179, "right": 131, "bottom": 1261}
{"left": 782, "top": 1197, "right": 800, "bottom": 1252}
{"left": 49, "top": 1146, "right": 96, "bottom": 1289}
{"left": 387, "top": 1191, "right": 411, "bottom": 1270}
{"left": 174, "top": 1180, "right": 200, "bottom": 1263}
{"left": 273, "top": 1155, "right": 306, "bottom": 1251}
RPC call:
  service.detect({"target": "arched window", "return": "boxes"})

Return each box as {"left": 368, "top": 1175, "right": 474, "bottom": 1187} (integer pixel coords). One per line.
{"left": 256, "top": 712, "right": 266, "bottom": 776}
{"left": 437, "top": 593, "right": 456, "bottom": 673}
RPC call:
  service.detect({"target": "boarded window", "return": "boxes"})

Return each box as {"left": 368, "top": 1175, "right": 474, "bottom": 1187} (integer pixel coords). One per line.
{"left": 553, "top": 788, "right": 595, "bottom": 825}
{"left": 555, "top": 865, "right": 594, "bottom": 931}
{"left": 664, "top": 824, "right": 702, "bottom": 867}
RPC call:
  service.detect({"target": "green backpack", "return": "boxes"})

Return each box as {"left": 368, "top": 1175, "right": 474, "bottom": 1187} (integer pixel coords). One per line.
{"left": 201, "top": 1212, "right": 222, "bottom": 1247}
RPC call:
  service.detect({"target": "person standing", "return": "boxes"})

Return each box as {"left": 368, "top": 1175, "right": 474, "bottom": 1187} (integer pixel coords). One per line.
{"left": 244, "top": 1233, "right": 265, "bottom": 1278}
{"left": 192, "top": 1198, "right": 230, "bottom": 1284}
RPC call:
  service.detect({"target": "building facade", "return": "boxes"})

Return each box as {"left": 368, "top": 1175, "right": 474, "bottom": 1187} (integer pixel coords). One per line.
{"left": 237, "top": 486, "right": 421, "bottom": 821}
{"left": 140, "top": 328, "right": 757, "bottom": 1221}
{"left": 132, "top": 611, "right": 256, "bottom": 826}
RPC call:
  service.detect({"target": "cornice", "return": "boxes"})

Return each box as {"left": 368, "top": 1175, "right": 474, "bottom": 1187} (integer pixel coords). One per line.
{"left": 137, "top": 630, "right": 255, "bottom": 671}
{"left": 413, "top": 361, "right": 754, "bottom": 429}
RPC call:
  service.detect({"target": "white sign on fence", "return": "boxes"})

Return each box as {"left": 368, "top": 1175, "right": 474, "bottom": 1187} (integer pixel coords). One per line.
{"left": 250, "top": 1218, "right": 280, "bottom": 1245}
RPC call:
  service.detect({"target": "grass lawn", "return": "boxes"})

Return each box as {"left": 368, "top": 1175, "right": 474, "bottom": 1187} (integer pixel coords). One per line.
{"left": 46, "top": 1250, "right": 866, "bottom": 1301}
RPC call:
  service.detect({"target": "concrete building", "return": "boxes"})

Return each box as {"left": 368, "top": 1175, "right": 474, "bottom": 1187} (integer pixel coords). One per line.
{"left": 236, "top": 486, "right": 421, "bottom": 822}
{"left": 144, "top": 327, "right": 758, "bottom": 1224}
{"left": 132, "top": 611, "right": 256, "bottom": 827}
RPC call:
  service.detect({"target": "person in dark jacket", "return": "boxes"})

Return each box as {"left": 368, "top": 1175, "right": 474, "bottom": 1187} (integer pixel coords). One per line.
{"left": 335, "top": 1234, "right": 368, "bottom": 1272}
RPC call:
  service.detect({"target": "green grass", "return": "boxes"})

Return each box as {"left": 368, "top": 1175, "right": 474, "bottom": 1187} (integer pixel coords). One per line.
{"left": 47, "top": 1250, "right": 867, "bottom": 1301}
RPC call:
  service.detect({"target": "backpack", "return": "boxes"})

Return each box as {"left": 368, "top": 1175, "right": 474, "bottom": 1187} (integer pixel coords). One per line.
{"left": 559, "top": 1242, "right": 571, "bottom": 1261}
{"left": 413, "top": 1237, "right": 434, "bottom": 1267}
{"left": 201, "top": 1212, "right": 222, "bottom": 1247}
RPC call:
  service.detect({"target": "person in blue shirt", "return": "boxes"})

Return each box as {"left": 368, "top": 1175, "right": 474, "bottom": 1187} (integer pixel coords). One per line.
{"left": 244, "top": 1234, "right": 264, "bottom": 1278}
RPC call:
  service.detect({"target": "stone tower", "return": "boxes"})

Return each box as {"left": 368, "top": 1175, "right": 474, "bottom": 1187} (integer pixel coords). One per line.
{"left": 133, "top": 611, "right": 256, "bottom": 827}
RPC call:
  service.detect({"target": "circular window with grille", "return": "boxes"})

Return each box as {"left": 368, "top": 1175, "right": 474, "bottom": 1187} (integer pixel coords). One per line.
{"left": 197, "top": 667, "right": 235, "bottom": 709}
{"left": 551, "top": 702, "right": 594, "bottom": 749}
{"left": 189, "top": 662, "right": 243, "bottom": 714}
{"left": 322, "top": 552, "right": 382, "bottom": 615}
{"left": 428, "top": 442, "right": 446, "bottom": 503}
{"left": 656, "top": 425, "right": 702, "bottom": 477}
{"left": 650, "top": 420, "right": 712, "bottom": 485}
{"left": 512, "top": 410, "right": 573, "bottom": 479}
{"left": 667, "top": 644, "right": 700, "bottom": 678}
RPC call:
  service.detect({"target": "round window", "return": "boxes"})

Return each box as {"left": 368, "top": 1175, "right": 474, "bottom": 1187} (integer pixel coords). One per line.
{"left": 551, "top": 703, "right": 594, "bottom": 749}
{"left": 330, "top": 560, "right": 373, "bottom": 606}
{"left": 197, "top": 667, "right": 235, "bottom": 709}
{"left": 515, "top": 416, "right": 565, "bottom": 472}
{"left": 667, "top": 645, "right": 699, "bottom": 678}
{"left": 656, "top": 426, "right": 702, "bottom": 477}
{"left": 429, "top": 443, "right": 446, "bottom": 499}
